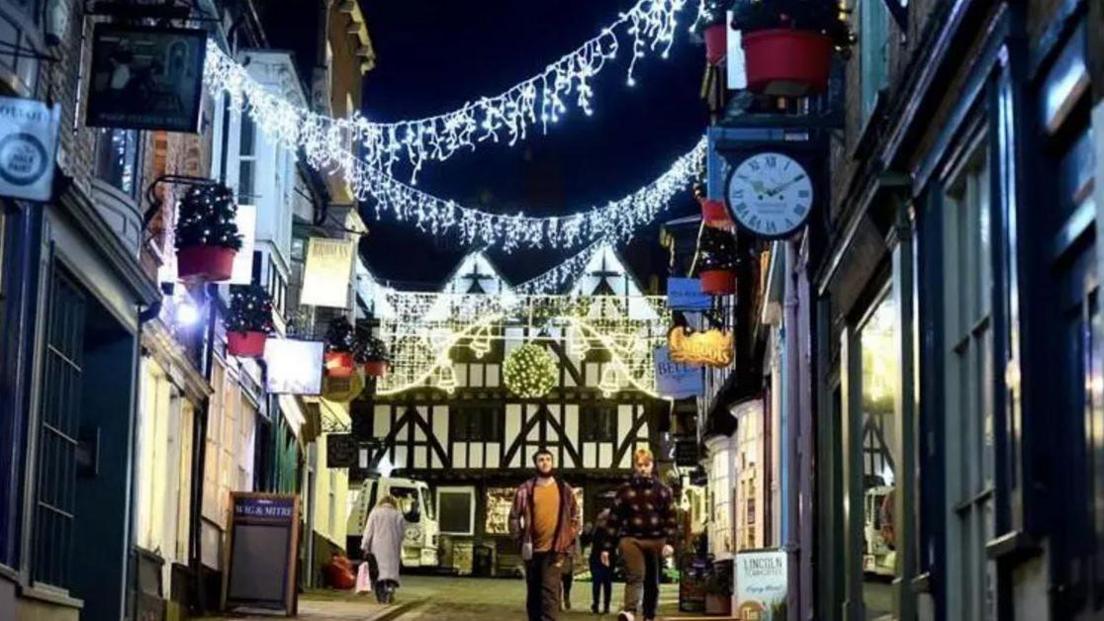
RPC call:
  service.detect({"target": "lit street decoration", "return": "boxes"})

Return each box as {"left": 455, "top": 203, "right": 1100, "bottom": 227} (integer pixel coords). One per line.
{"left": 503, "top": 343, "right": 558, "bottom": 398}
{"left": 203, "top": 0, "right": 687, "bottom": 182}
{"left": 202, "top": 41, "right": 706, "bottom": 251}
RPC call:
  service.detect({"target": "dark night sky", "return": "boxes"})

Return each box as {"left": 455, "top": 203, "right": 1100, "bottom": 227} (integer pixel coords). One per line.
{"left": 356, "top": 0, "right": 706, "bottom": 288}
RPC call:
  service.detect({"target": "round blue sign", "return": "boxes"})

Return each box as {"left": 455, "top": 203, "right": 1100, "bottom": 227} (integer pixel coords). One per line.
{"left": 0, "top": 132, "right": 49, "bottom": 187}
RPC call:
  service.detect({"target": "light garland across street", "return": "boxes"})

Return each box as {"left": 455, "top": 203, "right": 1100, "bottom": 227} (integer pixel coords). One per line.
{"left": 203, "top": 28, "right": 705, "bottom": 252}
{"left": 204, "top": 0, "right": 687, "bottom": 183}
{"left": 514, "top": 241, "right": 605, "bottom": 294}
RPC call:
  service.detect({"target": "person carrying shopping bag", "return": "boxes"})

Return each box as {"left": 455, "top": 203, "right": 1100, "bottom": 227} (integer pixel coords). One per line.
{"left": 361, "top": 495, "right": 406, "bottom": 604}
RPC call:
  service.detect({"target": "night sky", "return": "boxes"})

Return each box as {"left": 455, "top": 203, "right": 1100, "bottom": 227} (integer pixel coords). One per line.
{"left": 356, "top": 0, "right": 707, "bottom": 289}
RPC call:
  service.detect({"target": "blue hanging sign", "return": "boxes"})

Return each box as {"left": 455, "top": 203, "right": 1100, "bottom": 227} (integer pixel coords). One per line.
{"left": 654, "top": 346, "right": 704, "bottom": 398}
{"left": 667, "top": 278, "right": 713, "bottom": 311}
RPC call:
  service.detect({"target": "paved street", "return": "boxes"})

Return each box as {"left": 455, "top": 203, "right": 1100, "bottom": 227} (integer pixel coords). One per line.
{"left": 202, "top": 575, "right": 683, "bottom": 621}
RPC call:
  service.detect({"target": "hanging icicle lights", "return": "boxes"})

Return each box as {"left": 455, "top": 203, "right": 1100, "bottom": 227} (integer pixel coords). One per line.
{"left": 204, "top": 0, "right": 687, "bottom": 182}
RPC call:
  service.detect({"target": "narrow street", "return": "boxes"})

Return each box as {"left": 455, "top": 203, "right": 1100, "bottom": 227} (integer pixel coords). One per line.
{"left": 202, "top": 576, "right": 681, "bottom": 621}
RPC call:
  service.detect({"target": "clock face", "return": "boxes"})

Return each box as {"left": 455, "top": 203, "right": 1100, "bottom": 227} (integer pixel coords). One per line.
{"left": 725, "top": 152, "right": 814, "bottom": 238}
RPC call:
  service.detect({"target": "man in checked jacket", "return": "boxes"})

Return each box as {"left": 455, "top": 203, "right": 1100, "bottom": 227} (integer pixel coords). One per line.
{"left": 510, "top": 449, "right": 581, "bottom": 621}
{"left": 600, "top": 447, "right": 677, "bottom": 621}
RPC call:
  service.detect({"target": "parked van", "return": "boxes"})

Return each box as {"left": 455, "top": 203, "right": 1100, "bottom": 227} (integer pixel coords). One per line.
{"left": 347, "top": 476, "right": 439, "bottom": 568}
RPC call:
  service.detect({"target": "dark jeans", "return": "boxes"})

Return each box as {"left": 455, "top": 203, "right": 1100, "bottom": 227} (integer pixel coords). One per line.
{"left": 525, "top": 552, "right": 563, "bottom": 621}
{"left": 619, "top": 537, "right": 664, "bottom": 618}
{"left": 589, "top": 558, "right": 612, "bottom": 611}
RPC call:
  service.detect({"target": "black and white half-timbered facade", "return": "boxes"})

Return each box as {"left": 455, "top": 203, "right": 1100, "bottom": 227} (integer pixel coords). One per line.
{"left": 352, "top": 248, "right": 669, "bottom": 575}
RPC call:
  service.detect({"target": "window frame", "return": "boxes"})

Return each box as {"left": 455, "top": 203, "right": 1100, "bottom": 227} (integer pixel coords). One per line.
{"left": 435, "top": 485, "right": 476, "bottom": 536}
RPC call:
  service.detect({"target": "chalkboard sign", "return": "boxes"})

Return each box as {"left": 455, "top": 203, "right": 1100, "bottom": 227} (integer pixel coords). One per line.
{"left": 326, "top": 433, "right": 358, "bottom": 468}
{"left": 222, "top": 493, "right": 300, "bottom": 615}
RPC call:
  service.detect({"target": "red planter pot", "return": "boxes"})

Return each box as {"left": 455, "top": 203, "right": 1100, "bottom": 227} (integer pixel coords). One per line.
{"left": 700, "top": 269, "right": 736, "bottom": 295}
{"left": 325, "top": 352, "right": 356, "bottom": 378}
{"left": 364, "top": 360, "right": 388, "bottom": 378}
{"left": 704, "top": 23, "right": 727, "bottom": 65}
{"left": 227, "top": 331, "right": 267, "bottom": 358}
{"left": 700, "top": 199, "right": 730, "bottom": 226}
{"left": 177, "top": 245, "right": 237, "bottom": 282}
{"left": 742, "top": 29, "right": 833, "bottom": 96}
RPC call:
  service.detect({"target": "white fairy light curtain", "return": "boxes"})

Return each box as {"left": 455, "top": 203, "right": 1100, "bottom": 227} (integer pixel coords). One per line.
{"left": 202, "top": 8, "right": 706, "bottom": 252}
{"left": 372, "top": 291, "right": 670, "bottom": 397}
{"left": 205, "top": 0, "right": 687, "bottom": 183}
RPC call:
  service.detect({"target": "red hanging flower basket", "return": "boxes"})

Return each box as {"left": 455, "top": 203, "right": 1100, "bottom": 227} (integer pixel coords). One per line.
{"left": 700, "top": 199, "right": 730, "bottom": 226}
{"left": 704, "top": 23, "right": 727, "bottom": 65}
{"left": 364, "top": 360, "right": 388, "bottom": 378}
{"left": 701, "top": 269, "right": 737, "bottom": 295}
{"left": 177, "top": 245, "right": 237, "bottom": 282}
{"left": 227, "top": 331, "right": 267, "bottom": 358}
{"left": 742, "top": 29, "right": 833, "bottom": 96}
{"left": 325, "top": 351, "right": 356, "bottom": 378}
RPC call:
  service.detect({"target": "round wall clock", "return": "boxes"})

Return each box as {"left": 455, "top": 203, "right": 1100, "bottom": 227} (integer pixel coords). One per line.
{"left": 725, "top": 152, "right": 814, "bottom": 239}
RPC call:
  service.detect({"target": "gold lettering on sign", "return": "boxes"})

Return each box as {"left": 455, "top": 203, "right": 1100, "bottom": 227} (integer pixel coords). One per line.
{"left": 667, "top": 326, "right": 733, "bottom": 368}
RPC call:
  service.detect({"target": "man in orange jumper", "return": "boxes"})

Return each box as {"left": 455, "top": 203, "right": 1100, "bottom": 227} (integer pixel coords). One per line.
{"left": 510, "top": 449, "right": 581, "bottom": 621}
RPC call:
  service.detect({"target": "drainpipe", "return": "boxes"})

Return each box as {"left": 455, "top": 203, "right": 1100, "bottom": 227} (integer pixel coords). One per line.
{"left": 783, "top": 240, "right": 801, "bottom": 621}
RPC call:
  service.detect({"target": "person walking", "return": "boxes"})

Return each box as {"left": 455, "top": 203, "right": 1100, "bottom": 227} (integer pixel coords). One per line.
{"left": 361, "top": 495, "right": 406, "bottom": 604}
{"left": 510, "top": 449, "right": 581, "bottom": 621}
{"left": 585, "top": 509, "right": 614, "bottom": 614}
{"left": 601, "top": 448, "right": 677, "bottom": 621}
{"left": 561, "top": 529, "right": 582, "bottom": 610}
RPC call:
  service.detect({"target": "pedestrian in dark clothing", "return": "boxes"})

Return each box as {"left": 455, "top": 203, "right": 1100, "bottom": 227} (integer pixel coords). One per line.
{"left": 510, "top": 449, "right": 581, "bottom": 621}
{"left": 601, "top": 448, "right": 677, "bottom": 621}
{"left": 585, "top": 509, "right": 614, "bottom": 614}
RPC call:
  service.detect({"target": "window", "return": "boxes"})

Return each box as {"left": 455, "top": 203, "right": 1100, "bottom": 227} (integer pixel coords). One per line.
{"left": 942, "top": 145, "right": 995, "bottom": 620}
{"left": 859, "top": 0, "right": 890, "bottom": 120}
{"left": 33, "top": 266, "right": 86, "bottom": 589}
{"left": 452, "top": 407, "right": 503, "bottom": 442}
{"left": 0, "top": 2, "right": 44, "bottom": 94}
{"left": 237, "top": 113, "right": 257, "bottom": 204}
{"left": 437, "top": 486, "right": 475, "bottom": 536}
{"left": 94, "top": 128, "right": 140, "bottom": 196}
{"left": 266, "top": 256, "right": 288, "bottom": 317}
{"left": 580, "top": 405, "right": 616, "bottom": 442}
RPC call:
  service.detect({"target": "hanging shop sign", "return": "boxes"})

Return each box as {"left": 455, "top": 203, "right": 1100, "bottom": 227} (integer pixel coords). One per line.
{"left": 668, "top": 326, "right": 733, "bottom": 368}
{"left": 86, "top": 24, "right": 207, "bottom": 132}
{"left": 0, "top": 96, "right": 60, "bottom": 202}
{"left": 300, "top": 238, "right": 356, "bottom": 308}
{"left": 223, "top": 493, "right": 300, "bottom": 616}
{"left": 325, "top": 433, "right": 359, "bottom": 468}
{"left": 735, "top": 549, "right": 787, "bottom": 620}
{"left": 674, "top": 435, "right": 700, "bottom": 467}
{"left": 655, "top": 346, "right": 704, "bottom": 398}
{"left": 667, "top": 277, "right": 713, "bottom": 311}
{"left": 321, "top": 372, "right": 365, "bottom": 404}
{"left": 264, "top": 339, "right": 324, "bottom": 395}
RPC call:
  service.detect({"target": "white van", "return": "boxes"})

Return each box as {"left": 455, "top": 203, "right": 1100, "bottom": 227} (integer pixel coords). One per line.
{"left": 347, "top": 476, "right": 439, "bottom": 568}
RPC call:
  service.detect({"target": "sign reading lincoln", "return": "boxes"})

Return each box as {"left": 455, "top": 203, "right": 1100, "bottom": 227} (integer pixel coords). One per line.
{"left": 0, "top": 96, "right": 60, "bottom": 202}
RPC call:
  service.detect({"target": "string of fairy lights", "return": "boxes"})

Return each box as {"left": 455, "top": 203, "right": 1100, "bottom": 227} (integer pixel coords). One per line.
{"left": 202, "top": 19, "right": 706, "bottom": 252}
{"left": 372, "top": 292, "right": 670, "bottom": 397}
{"left": 205, "top": 0, "right": 687, "bottom": 183}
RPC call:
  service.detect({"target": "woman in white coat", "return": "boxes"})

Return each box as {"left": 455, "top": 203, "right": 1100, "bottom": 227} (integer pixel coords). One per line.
{"left": 361, "top": 495, "right": 406, "bottom": 603}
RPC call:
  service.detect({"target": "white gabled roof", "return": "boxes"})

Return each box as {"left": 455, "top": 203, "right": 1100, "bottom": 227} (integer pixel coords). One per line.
{"left": 567, "top": 245, "right": 657, "bottom": 321}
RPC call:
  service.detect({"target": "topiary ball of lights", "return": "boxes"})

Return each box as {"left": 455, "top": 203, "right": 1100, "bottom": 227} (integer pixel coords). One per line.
{"left": 503, "top": 343, "right": 558, "bottom": 399}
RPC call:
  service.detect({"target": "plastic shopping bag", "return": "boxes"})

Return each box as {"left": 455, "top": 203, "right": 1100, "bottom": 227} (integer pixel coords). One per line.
{"left": 355, "top": 560, "right": 372, "bottom": 594}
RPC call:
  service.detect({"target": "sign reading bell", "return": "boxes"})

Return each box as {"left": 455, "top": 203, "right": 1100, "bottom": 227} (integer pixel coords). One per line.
{"left": 0, "top": 96, "right": 61, "bottom": 202}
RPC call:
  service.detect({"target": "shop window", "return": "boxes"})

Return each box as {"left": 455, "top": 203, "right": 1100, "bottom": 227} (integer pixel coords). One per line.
{"left": 94, "top": 127, "right": 140, "bottom": 196}
{"left": 0, "top": 2, "right": 43, "bottom": 95}
{"left": 580, "top": 405, "right": 616, "bottom": 442}
{"left": 437, "top": 486, "right": 475, "bottom": 536}
{"left": 858, "top": 290, "right": 900, "bottom": 617}
{"left": 32, "top": 266, "right": 86, "bottom": 589}
{"left": 942, "top": 146, "right": 996, "bottom": 619}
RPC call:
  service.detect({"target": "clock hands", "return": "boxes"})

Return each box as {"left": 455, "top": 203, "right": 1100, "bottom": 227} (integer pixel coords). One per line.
{"left": 765, "top": 174, "right": 807, "bottom": 197}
